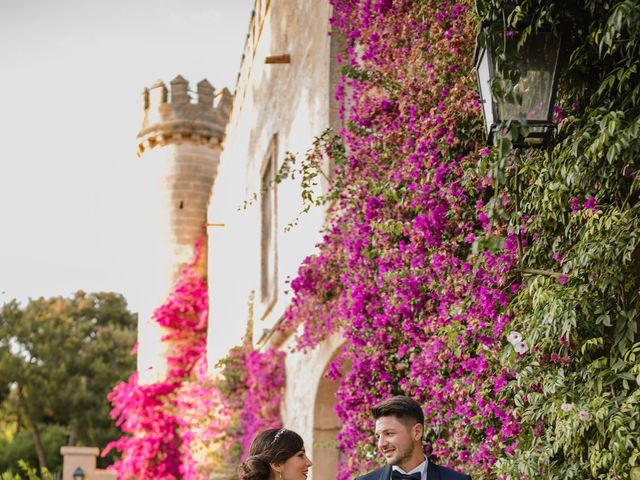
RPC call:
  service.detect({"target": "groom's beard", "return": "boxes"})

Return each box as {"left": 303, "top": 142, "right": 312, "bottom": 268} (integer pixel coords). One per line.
{"left": 380, "top": 442, "right": 414, "bottom": 466}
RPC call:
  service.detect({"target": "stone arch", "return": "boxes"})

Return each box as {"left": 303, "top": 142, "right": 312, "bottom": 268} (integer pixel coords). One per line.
{"left": 312, "top": 349, "right": 347, "bottom": 480}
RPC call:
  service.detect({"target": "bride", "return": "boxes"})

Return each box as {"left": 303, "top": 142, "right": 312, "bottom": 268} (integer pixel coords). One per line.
{"left": 238, "top": 428, "right": 313, "bottom": 480}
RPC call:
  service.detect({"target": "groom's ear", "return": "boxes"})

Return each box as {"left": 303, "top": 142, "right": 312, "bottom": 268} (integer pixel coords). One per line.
{"left": 411, "top": 422, "right": 424, "bottom": 442}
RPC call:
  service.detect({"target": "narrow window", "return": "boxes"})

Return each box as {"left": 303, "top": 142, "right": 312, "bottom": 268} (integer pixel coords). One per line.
{"left": 260, "top": 135, "right": 278, "bottom": 314}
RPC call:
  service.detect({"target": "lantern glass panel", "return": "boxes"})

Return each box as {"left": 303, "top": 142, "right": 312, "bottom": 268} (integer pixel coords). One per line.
{"left": 476, "top": 46, "right": 495, "bottom": 136}
{"left": 501, "top": 32, "right": 561, "bottom": 123}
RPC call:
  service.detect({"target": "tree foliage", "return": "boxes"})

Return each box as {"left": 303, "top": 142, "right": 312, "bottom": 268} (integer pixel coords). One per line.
{"left": 0, "top": 426, "right": 66, "bottom": 476}
{"left": 0, "top": 291, "right": 137, "bottom": 472}
{"left": 1, "top": 459, "right": 54, "bottom": 480}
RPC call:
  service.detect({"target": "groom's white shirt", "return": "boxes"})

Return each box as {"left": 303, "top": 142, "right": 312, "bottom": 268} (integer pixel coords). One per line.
{"left": 391, "top": 456, "right": 428, "bottom": 480}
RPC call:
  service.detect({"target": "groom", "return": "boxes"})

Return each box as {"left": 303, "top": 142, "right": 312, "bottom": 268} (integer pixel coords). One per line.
{"left": 356, "top": 395, "right": 471, "bottom": 480}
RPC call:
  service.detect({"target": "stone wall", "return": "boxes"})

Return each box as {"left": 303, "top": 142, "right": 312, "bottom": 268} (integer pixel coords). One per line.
{"left": 206, "top": 0, "right": 335, "bottom": 362}
{"left": 205, "top": 0, "right": 344, "bottom": 477}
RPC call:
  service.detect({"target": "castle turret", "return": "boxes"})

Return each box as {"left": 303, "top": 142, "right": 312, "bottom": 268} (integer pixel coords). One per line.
{"left": 136, "top": 75, "right": 231, "bottom": 384}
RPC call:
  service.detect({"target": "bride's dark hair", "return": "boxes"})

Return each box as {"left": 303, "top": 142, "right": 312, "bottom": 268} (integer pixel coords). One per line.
{"left": 238, "top": 428, "right": 304, "bottom": 480}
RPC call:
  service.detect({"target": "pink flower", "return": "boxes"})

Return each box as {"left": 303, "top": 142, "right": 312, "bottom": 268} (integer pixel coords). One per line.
{"left": 504, "top": 235, "right": 518, "bottom": 254}
{"left": 582, "top": 195, "right": 599, "bottom": 213}
{"left": 553, "top": 105, "right": 566, "bottom": 122}
{"left": 561, "top": 403, "right": 573, "bottom": 412}
{"left": 570, "top": 197, "right": 581, "bottom": 213}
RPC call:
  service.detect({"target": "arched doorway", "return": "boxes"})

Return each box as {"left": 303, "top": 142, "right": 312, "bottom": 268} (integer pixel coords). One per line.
{"left": 313, "top": 364, "right": 340, "bottom": 480}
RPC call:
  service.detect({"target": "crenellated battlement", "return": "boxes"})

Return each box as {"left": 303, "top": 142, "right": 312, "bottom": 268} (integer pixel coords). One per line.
{"left": 137, "top": 75, "right": 232, "bottom": 156}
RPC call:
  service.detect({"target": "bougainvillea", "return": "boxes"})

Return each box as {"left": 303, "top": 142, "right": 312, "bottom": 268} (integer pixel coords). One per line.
{"left": 282, "top": 1, "right": 520, "bottom": 478}
{"left": 214, "top": 342, "right": 286, "bottom": 464}
{"left": 239, "top": 349, "right": 286, "bottom": 456}
{"left": 104, "top": 242, "right": 227, "bottom": 479}
{"left": 106, "top": 253, "right": 285, "bottom": 479}
{"left": 277, "top": 0, "right": 639, "bottom": 479}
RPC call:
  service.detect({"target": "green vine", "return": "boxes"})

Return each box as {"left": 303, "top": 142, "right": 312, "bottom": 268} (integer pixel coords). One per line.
{"left": 477, "top": 1, "right": 640, "bottom": 478}
{"left": 239, "top": 129, "right": 347, "bottom": 231}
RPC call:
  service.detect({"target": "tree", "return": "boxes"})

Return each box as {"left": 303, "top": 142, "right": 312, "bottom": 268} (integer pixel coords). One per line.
{"left": 0, "top": 291, "right": 137, "bottom": 472}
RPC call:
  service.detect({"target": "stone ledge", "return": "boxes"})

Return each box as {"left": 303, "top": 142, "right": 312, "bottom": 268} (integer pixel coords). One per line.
{"left": 60, "top": 446, "right": 100, "bottom": 456}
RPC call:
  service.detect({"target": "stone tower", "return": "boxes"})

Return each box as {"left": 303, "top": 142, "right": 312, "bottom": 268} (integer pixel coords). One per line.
{"left": 136, "top": 75, "right": 231, "bottom": 384}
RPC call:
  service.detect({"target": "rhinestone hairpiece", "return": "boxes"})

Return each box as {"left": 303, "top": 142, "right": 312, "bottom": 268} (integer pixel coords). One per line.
{"left": 271, "top": 428, "right": 286, "bottom": 444}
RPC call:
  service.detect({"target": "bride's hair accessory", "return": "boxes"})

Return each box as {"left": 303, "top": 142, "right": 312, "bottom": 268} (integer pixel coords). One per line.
{"left": 271, "top": 428, "right": 286, "bottom": 445}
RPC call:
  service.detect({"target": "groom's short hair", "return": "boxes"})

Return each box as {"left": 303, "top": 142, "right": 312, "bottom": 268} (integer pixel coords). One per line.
{"left": 372, "top": 395, "right": 424, "bottom": 426}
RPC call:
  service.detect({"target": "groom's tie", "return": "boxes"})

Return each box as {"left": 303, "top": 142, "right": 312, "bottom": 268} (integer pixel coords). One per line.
{"left": 390, "top": 471, "right": 421, "bottom": 480}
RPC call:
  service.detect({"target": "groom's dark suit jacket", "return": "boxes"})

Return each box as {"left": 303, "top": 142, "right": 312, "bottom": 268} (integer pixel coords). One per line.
{"left": 356, "top": 463, "right": 471, "bottom": 480}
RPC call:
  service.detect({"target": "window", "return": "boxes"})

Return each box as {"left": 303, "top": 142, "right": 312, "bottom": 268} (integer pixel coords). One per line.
{"left": 260, "top": 135, "right": 278, "bottom": 315}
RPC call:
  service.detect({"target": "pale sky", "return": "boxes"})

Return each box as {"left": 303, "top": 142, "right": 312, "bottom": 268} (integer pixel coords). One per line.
{"left": 0, "top": 0, "right": 253, "bottom": 311}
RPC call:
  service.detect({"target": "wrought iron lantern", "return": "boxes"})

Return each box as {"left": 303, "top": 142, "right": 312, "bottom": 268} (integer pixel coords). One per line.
{"left": 474, "top": 14, "right": 563, "bottom": 147}
{"left": 73, "top": 467, "right": 85, "bottom": 480}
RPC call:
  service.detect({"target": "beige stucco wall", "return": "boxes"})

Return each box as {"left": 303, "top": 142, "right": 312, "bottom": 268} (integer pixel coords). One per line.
{"left": 60, "top": 447, "right": 116, "bottom": 480}
{"left": 205, "top": 1, "right": 345, "bottom": 477}
{"left": 207, "top": 0, "right": 335, "bottom": 364}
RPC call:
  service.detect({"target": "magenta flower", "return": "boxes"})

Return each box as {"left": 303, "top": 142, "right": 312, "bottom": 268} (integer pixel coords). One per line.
{"left": 553, "top": 105, "right": 566, "bottom": 122}
{"left": 582, "top": 195, "right": 599, "bottom": 213}
{"left": 570, "top": 197, "right": 581, "bottom": 213}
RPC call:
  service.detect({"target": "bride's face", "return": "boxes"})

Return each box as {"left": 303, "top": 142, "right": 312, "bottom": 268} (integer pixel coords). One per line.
{"left": 276, "top": 448, "right": 312, "bottom": 480}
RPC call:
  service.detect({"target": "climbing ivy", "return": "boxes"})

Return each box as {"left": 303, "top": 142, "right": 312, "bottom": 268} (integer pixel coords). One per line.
{"left": 478, "top": 1, "right": 640, "bottom": 478}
